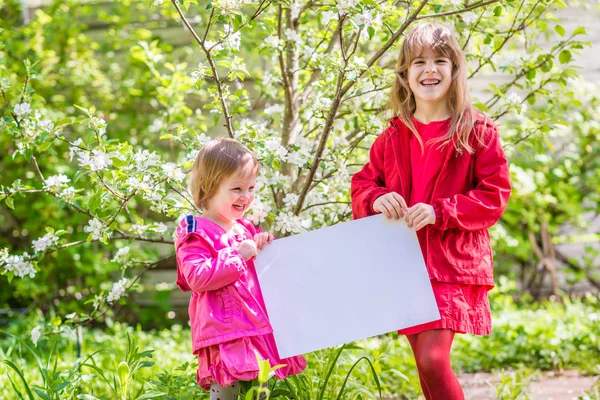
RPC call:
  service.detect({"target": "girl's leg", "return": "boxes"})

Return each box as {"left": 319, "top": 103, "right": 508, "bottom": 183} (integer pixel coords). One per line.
{"left": 406, "top": 334, "right": 432, "bottom": 400}
{"left": 209, "top": 381, "right": 241, "bottom": 400}
{"left": 408, "top": 330, "right": 464, "bottom": 400}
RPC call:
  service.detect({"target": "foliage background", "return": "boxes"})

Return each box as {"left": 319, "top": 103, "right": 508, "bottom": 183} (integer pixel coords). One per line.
{"left": 1, "top": 0, "right": 600, "bottom": 397}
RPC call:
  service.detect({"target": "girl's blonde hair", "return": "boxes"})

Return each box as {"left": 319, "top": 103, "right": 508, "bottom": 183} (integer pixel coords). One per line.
{"left": 189, "top": 138, "right": 259, "bottom": 210}
{"left": 390, "top": 22, "right": 479, "bottom": 154}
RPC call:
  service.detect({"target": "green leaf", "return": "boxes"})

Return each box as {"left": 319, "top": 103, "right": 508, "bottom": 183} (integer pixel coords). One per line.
{"left": 368, "top": 26, "right": 375, "bottom": 40}
{"left": 573, "top": 26, "right": 586, "bottom": 36}
{"left": 493, "top": 6, "right": 502, "bottom": 16}
{"left": 159, "top": 134, "right": 173, "bottom": 140}
{"left": 434, "top": 5, "right": 442, "bottom": 13}
{"left": 38, "top": 140, "right": 53, "bottom": 152}
{"left": 136, "top": 391, "right": 167, "bottom": 399}
{"left": 77, "top": 395, "right": 101, "bottom": 400}
{"left": 554, "top": 25, "right": 565, "bottom": 37}
{"left": 558, "top": 50, "right": 572, "bottom": 64}
{"left": 5, "top": 196, "right": 15, "bottom": 210}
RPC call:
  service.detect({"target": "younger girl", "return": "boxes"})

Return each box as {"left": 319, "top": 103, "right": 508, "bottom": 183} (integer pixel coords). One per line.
{"left": 351, "top": 23, "right": 511, "bottom": 399}
{"left": 175, "top": 138, "right": 306, "bottom": 399}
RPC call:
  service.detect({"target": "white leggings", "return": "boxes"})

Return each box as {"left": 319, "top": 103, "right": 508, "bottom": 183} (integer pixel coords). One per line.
{"left": 209, "top": 381, "right": 241, "bottom": 400}
{"left": 209, "top": 381, "right": 266, "bottom": 400}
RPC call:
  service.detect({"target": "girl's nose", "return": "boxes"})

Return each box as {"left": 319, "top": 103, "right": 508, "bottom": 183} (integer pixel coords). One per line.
{"left": 425, "top": 61, "right": 437, "bottom": 73}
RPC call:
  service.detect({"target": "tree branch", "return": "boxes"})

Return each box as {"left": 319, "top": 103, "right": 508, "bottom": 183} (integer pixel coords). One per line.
{"left": 170, "top": 0, "right": 234, "bottom": 138}
{"left": 415, "top": 0, "right": 499, "bottom": 20}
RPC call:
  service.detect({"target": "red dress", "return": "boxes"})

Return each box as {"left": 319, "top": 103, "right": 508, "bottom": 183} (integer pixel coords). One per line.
{"left": 398, "top": 118, "right": 492, "bottom": 336}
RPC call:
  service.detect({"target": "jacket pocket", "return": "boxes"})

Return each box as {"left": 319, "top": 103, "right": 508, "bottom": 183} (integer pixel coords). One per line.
{"left": 215, "top": 286, "right": 233, "bottom": 324}
{"left": 440, "top": 229, "right": 485, "bottom": 270}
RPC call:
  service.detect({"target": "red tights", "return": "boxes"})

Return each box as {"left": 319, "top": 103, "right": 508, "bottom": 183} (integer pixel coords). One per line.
{"left": 406, "top": 329, "right": 464, "bottom": 400}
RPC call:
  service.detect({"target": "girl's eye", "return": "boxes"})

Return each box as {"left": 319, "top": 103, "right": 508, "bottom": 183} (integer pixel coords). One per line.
{"left": 413, "top": 60, "right": 424, "bottom": 65}
{"left": 249, "top": 186, "right": 255, "bottom": 192}
{"left": 232, "top": 188, "right": 241, "bottom": 192}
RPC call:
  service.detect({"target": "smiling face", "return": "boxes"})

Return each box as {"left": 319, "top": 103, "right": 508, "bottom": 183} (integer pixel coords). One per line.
{"left": 407, "top": 48, "right": 453, "bottom": 110}
{"left": 203, "top": 160, "right": 257, "bottom": 226}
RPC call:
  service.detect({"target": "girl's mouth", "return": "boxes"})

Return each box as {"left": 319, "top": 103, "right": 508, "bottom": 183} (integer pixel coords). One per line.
{"left": 420, "top": 79, "right": 440, "bottom": 86}
{"left": 233, "top": 204, "right": 245, "bottom": 211}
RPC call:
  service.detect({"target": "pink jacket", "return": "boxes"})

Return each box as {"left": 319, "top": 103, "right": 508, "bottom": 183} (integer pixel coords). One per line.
{"left": 175, "top": 216, "right": 273, "bottom": 353}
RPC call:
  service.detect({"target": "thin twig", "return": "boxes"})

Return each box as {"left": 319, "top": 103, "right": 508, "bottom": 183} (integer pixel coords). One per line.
{"left": 170, "top": 0, "right": 234, "bottom": 138}
{"left": 415, "top": 0, "right": 499, "bottom": 20}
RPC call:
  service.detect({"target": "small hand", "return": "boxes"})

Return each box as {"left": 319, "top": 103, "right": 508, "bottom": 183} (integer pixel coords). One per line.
{"left": 253, "top": 232, "right": 275, "bottom": 250}
{"left": 373, "top": 192, "right": 408, "bottom": 220}
{"left": 405, "top": 203, "right": 436, "bottom": 231}
{"left": 236, "top": 239, "right": 258, "bottom": 261}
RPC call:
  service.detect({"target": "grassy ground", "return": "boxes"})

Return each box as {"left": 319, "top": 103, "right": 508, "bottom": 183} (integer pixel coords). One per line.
{"left": 1, "top": 292, "right": 600, "bottom": 399}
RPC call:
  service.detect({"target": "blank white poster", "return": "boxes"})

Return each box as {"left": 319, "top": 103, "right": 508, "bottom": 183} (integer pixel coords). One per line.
{"left": 254, "top": 214, "right": 440, "bottom": 359}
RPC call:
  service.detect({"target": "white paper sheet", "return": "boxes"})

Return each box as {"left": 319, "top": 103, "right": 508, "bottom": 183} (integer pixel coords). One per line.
{"left": 255, "top": 214, "right": 440, "bottom": 358}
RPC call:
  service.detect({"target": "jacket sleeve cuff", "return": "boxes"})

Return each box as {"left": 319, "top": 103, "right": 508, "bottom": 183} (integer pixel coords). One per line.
{"left": 368, "top": 189, "right": 391, "bottom": 215}
{"left": 432, "top": 202, "right": 444, "bottom": 229}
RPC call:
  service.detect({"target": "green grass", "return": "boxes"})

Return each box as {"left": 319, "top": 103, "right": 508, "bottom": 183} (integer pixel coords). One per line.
{"left": 1, "top": 293, "right": 599, "bottom": 399}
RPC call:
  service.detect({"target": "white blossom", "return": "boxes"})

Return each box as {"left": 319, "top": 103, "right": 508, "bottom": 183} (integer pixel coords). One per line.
{"left": 354, "top": 10, "right": 381, "bottom": 28}
{"left": 283, "top": 193, "right": 299, "bottom": 206}
{"left": 290, "top": 1, "right": 301, "bottom": 20}
{"left": 224, "top": 25, "right": 241, "bottom": 51}
{"left": 38, "top": 118, "right": 54, "bottom": 132}
{"left": 111, "top": 246, "right": 130, "bottom": 263}
{"left": 107, "top": 278, "right": 129, "bottom": 303}
{"left": 286, "top": 150, "right": 309, "bottom": 167}
{"left": 126, "top": 175, "right": 153, "bottom": 191}
{"left": 506, "top": 92, "right": 527, "bottom": 115}
{"left": 265, "top": 139, "right": 288, "bottom": 160}
{"left": 89, "top": 117, "right": 107, "bottom": 136}
{"left": 65, "top": 312, "right": 76, "bottom": 319}
{"left": 78, "top": 149, "right": 112, "bottom": 171}
{"left": 162, "top": 163, "right": 186, "bottom": 182}
{"left": 275, "top": 212, "right": 310, "bottom": 234}
{"left": 450, "top": 0, "right": 462, "bottom": 6}
{"left": 264, "top": 36, "right": 283, "bottom": 50}
{"left": 285, "top": 29, "right": 302, "bottom": 44}
{"left": 4, "top": 253, "right": 36, "bottom": 278}
{"left": 93, "top": 295, "right": 104, "bottom": 310}
{"left": 149, "top": 119, "right": 163, "bottom": 133}
{"left": 14, "top": 102, "right": 31, "bottom": 117}
{"left": 510, "top": 165, "right": 536, "bottom": 195}
{"left": 153, "top": 0, "right": 163, "bottom": 5}
{"left": 215, "top": 0, "right": 251, "bottom": 14}
{"left": 130, "top": 149, "right": 160, "bottom": 171}
{"left": 84, "top": 218, "right": 108, "bottom": 241}
{"left": 32, "top": 232, "right": 59, "bottom": 253}
{"left": 44, "top": 174, "right": 70, "bottom": 192}
{"left": 69, "top": 138, "right": 84, "bottom": 161}
{"left": 321, "top": 11, "right": 338, "bottom": 25}
{"left": 150, "top": 223, "right": 168, "bottom": 234}
{"left": 461, "top": 11, "right": 478, "bottom": 24}
{"left": 196, "top": 133, "right": 212, "bottom": 146}
{"left": 31, "top": 326, "right": 42, "bottom": 346}
{"left": 264, "top": 104, "right": 284, "bottom": 116}
{"left": 131, "top": 224, "right": 147, "bottom": 236}
{"left": 247, "top": 198, "right": 271, "bottom": 224}
{"left": 59, "top": 187, "right": 77, "bottom": 202}
{"left": 62, "top": 326, "right": 77, "bottom": 341}
{"left": 337, "top": 0, "right": 357, "bottom": 14}
{"left": 204, "top": 40, "right": 224, "bottom": 52}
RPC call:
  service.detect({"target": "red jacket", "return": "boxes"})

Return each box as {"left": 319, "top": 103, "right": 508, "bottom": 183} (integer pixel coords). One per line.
{"left": 351, "top": 116, "right": 511, "bottom": 285}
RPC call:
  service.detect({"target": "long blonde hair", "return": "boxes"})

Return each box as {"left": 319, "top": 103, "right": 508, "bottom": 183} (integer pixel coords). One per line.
{"left": 390, "top": 22, "right": 479, "bottom": 154}
{"left": 189, "top": 138, "right": 259, "bottom": 210}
